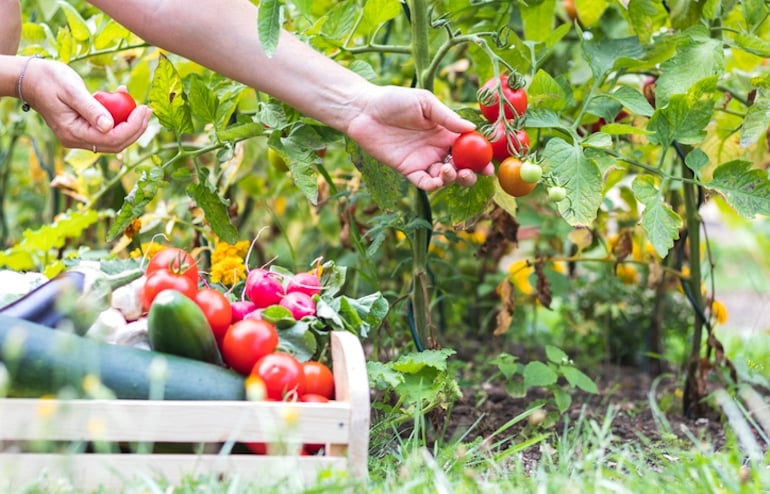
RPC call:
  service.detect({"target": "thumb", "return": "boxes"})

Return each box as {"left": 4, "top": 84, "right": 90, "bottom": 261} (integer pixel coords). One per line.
{"left": 67, "top": 85, "right": 114, "bottom": 133}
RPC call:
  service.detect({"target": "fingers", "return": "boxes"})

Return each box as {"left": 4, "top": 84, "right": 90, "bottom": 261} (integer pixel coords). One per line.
{"left": 85, "top": 106, "right": 152, "bottom": 153}
{"left": 419, "top": 90, "right": 476, "bottom": 134}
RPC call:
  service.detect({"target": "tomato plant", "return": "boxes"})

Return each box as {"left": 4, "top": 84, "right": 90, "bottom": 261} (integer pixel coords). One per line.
{"left": 302, "top": 361, "right": 335, "bottom": 400}
{"left": 478, "top": 74, "right": 528, "bottom": 123}
{"left": 451, "top": 131, "right": 493, "bottom": 172}
{"left": 221, "top": 319, "right": 279, "bottom": 375}
{"left": 519, "top": 161, "right": 543, "bottom": 184}
{"left": 497, "top": 157, "right": 537, "bottom": 198}
{"left": 93, "top": 88, "right": 136, "bottom": 125}
{"left": 194, "top": 288, "right": 233, "bottom": 341}
{"left": 140, "top": 269, "right": 198, "bottom": 311}
{"left": 251, "top": 352, "right": 306, "bottom": 400}
{"left": 144, "top": 247, "right": 199, "bottom": 285}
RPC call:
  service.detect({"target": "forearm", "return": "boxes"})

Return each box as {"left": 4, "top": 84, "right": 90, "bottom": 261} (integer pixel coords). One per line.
{"left": 0, "top": 55, "right": 26, "bottom": 99}
{"left": 89, "top": 0, "right": 373, "bottom": 134}
{"left": 0, "top": 0, "right": 22, "bottom": 55}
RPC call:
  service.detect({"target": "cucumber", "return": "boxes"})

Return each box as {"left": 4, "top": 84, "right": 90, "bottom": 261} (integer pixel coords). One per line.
{"left": 147, "top": 289, "right": 224, "bottom": 366}
{"left": 0, "top": 314, "right": 245, "bottom": 400}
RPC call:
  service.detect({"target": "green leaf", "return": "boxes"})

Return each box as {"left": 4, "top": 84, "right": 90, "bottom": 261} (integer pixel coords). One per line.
{"left": 187, "top": 76, "right": 218, "bottom": 125}
{"left": 582, "top": 132, "right": 613, "bottom": 148}
{"left": 574, "top": 0, "right": 608, "bottom": 27}
{"left": 107, "top": 167, "right": 165, "bottom": 241}
{"left": 742, "top": 0, "right": 768, "bottom": 26}
{"left": 216, "top": 122, "right": 264, "bottom": 142}
{"left": 627, "top": 0, "right": 669, "bottom": 44}
{"left": 359, "top": 0, "right": 401, "bottom": 37}
{"left": 523, "top": 108, "right": 569, "bottom": 131}
{"left": 391, "top": 348, "right": 456, "bottom": 374}
{"left": 57, "top": 1, "right": 90, "bottom": 42}
{"left": 367, "top": 361, "right": 404, "bottom": 390}
{"left": 545, "top": 345, "right": 569, "bottom": 365}
{"left": 149, "top": 55, "right": 194, "bottom": 134}
{"left": 655, "top": 26, "right": 725, "bottom": 107}
{"left": 582, "top": 36, "right": 644, "bottom": 81}
{"left": 520, "top": 0, "right": 557, "bottom": 42}
{"left": 561, "top": 366, "right": 598, "bottom": 393}
{"left": 731, "top": 32, "right": 770, "bottom": 58}
{"left": 433, "top": 177, "right": 495, "bottom": 225}
{"left": 553, "top": 388, "right": 572, "bottom": 413}
{"left": 528, "top": 69, "right": 567, "bottom": 111}
{"left": 740, "top": 96, "right": 770, "bottom": 148}
{"left": 257, "top": 0, "right": 281, "bottom": 58}
{"left": 599, "top": 123, "right": 652, "bottom": 135}
{"left": 684, "top": 148, "right": 709, "bottom": 176}
{"left": 632, "top": 176, "right": 682, "bottom": 256}
{"left": 648, "top": 92, "right": 715, "bottom": 147}
{"left": 490, "top": 353, "right": 520, "bottom": 380}
{"left": 611, "top": 86, "right": 654, "bottom": 117}
{"left": 543, "top": 138, "right": 603, "bottom": 226}
{"left": 523, "top": 361, "right": 558, "bottom": 388}
{"left": 347, "top": 139, "right": 405, "bottom": 212}
{"left": 55, "top": 26, "right": 74, "bottom": 63}
{"left": 275, "top": 320, "right": 317, "bottom": 362}
{"left": 186, "top": 179, "right": 239, "bottom": 244}
{"left": 708, "top": 160, "right": 770, "bottom": 218}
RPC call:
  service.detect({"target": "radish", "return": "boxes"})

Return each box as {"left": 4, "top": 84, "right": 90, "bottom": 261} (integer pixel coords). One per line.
{"left": 279, "top": 291, "right": 316, "bottom": 320}
{"left": 285, "top": 272, "right": 322, "bottom": 297}
{"left": 230, "top": 300, "right": 258, "bottom": 323}
{"left": 244, "top": 269, "right": 284, "bottom": 308}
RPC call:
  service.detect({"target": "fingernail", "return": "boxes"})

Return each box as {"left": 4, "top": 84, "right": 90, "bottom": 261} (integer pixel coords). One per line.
{"left": 96, "top": 115, "right": 112, "bottom": 132}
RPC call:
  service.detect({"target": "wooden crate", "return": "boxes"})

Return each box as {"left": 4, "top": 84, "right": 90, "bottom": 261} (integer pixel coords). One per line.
{"left": 0, "top": 331, "right": 369, "bottom": 490}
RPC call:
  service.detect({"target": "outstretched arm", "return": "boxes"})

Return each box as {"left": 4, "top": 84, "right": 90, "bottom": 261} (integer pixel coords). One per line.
{"left": 88, "top": 0, "right": 492, "bottom": 190}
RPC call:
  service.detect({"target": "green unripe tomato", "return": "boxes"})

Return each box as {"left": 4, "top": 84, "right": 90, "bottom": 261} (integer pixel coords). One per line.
{"left": 548, "top": 186, "right": 567, "bottom": 202}
{"left": 519, "top": 161, "right": 543, "bottom": 184}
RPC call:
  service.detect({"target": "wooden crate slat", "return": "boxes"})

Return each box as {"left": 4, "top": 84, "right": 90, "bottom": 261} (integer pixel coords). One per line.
{"left": 0, "top": 453, "right": 347, "bottom": 491}
{"left": 0, "top": 398, "right": 351, "bottom": 443}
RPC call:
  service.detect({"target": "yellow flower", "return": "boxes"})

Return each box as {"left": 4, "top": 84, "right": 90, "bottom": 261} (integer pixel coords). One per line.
{"left": 711, "top": 299, "right": 728, "bottom": 325}
{"left": 508, "top": 259, "right": 534, "bottom": 295}
{"left": 210, "top": 256, "right": 247, "bottom": 286}
{"left": 129, "top": 241, "right": 166, "bottom": 261}
{"left": 616, "top": 264, "right": 640, "bottom": 285}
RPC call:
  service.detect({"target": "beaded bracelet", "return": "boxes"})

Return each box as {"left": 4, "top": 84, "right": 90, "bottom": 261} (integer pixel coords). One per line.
{"left": 17, "top": 54, "right": 41, "bottom": 112}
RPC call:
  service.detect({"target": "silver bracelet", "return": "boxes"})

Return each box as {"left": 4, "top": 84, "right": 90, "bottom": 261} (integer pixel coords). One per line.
{"left": 17, "top": 54, "right": 41, "bottom": 112}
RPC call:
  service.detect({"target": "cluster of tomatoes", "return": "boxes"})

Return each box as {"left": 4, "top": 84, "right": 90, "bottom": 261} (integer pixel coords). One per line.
{"left": 450, "top": 73, "right": 566, "bottom": 202}
{"left": 139, "top": 247, "right": 335, "bottom": 454}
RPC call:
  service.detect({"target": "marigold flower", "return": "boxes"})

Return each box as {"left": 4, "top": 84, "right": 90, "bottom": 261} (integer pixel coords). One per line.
{"left": 210, "top": 256, "right": 247, "bottom": 286}
{"left": 711, "top": 299, "right": 728, "bottom": 325}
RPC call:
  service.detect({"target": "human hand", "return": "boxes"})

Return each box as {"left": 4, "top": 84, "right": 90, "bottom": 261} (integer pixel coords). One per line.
{"left": 22, "top": 59, "right": 151, "bottom": 153}
{"left": 344, "top": 85, "right": 494, "bottom": 192}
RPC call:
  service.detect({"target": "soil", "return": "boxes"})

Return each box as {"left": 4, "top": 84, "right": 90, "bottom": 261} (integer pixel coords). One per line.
{"left": 372, "top": 334, "right": 769, "bottom": 468}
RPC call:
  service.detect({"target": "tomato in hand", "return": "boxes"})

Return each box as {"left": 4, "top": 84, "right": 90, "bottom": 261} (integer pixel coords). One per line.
{"left": 488, "top": 121, "right": 530, "bottom": 162}
{"left": 478, "top": 74, "right": 528, "bottom": 123}
{"left": 141, "top": 269, "right": 198, "bottom": 311}
{"left": 194, "top": 288, "right": 233, "bottom": 341}
{"left": 145, "top": 247, "right": 199, "bottom": 284}
{"left": 497, "top": 157, "right": 537, "bottom": 197}
{"left": 451, "top": 131, "right": 493, "bottom": 172}
{"left": 251, "top": 352, "right": 306, "bottom": 400}
{"left": 93, "top": 88, "right": 137, "bottom": 125}
{"left": 302, "top": 361, "right": 335, "bottom": 400}
{"left": 222, "top": 319, "right": 279, "bottom": 375}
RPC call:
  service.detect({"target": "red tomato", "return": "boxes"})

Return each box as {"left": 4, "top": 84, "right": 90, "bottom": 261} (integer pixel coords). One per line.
{"left": 478, "top": 74, "right": 528, "bottom": 123}
{"left": 140, "top": 269, "right": 198, "bottom": 311}
{"left": 93, "top": 88, "right": 137, "bottom": 125}
{"left": 222, "top": 319, "right": 279, "bottom": 375}
{"left": 300, "top": 393, "right": 330, "bottom": 403}
{"left": 194, "top": 288, "right": 233, "bottom": 341}
{"left": 488, "top": 121, "right": 530, "bottom": 162}
{"left": 251, "top": 352, "right": 306, "bottom": 400}
{"left": 451, "top": 131, "right": 493, "bottom": 172}
{"left": 145, "top": 247, "right": 199, "bottom": 284}
{"left": 302, "top": 361, "right": 335, "bottom": 400}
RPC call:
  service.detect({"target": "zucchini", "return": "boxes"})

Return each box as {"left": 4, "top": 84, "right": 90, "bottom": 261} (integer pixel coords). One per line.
{"left": 0, "top": 314, "right": 245, "bottom": 400}
{"left": 147, "top": 289, "right": 224, "bottom": 366}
